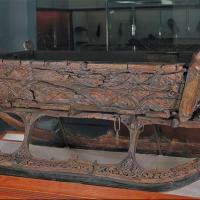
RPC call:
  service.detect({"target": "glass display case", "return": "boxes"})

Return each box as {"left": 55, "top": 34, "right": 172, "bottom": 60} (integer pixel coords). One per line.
{"left": 73, "top": 10, "right": 106, "bottom": 51}
{"left": 37, "top": 10, "right": 73, "bottom": 50}
{"left": 36, "top": 0, "right": 200, "bottom": 54}
{"left": 107, "top": 0, "right": 200, "bottom": 52}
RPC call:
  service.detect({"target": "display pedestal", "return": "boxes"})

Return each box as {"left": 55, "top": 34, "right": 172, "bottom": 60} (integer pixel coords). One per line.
{"left": 0, "top": 175, "right": 194, "bottom": 199}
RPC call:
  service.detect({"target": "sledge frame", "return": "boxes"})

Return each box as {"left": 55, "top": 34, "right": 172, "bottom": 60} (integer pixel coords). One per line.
{"left": 0, "top": 53, "right": 200, "bottom": 191}
{"left": 0, "top": 106, "right": 198, "bottom": 192}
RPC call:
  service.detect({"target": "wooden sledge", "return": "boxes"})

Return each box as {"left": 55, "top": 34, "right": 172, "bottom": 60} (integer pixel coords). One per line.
{"left": 0, "top": 51, "right": 200, "bottom": 191}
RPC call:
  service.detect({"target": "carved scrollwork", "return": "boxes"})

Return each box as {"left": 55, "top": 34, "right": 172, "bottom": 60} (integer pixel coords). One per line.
{"left": 0, "top": 61, "right": 184, "bottom": 116}
{"left": 11, "top": 143, "right": 31, "bottom": 165}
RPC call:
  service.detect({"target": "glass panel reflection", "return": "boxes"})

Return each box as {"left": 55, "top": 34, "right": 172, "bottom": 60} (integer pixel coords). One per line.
{"left": 108, "top": 0, "right": 200, "bottom": 52}
{"left": 73, "top": 10, "right": 106, "bottom": 51}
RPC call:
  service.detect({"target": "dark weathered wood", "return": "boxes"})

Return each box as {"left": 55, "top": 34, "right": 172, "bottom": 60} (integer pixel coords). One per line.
{"left": 0, "top": 112, "right": 58, "bottom": 141}
{"left": 61, "top": 128, "right": 200, "bottom": 158}
{"left": 0, "top": 56, "right": 199, "bottom": 192}
{"left": 0, "top": 112, "right": 24, "bottom": 129}
{"left": 0, "top": 60, "right": 184, "bottom": 117}
{"left": 179, "top": 52, "right": 200, "bottom": 122}
{"left": 1, "top": 50, "right": 194, "bottom": 64}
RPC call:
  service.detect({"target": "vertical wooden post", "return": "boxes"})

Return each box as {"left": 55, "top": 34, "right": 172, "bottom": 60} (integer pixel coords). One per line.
{"left": 11, "top": 112, "right": 42, "bottom": 164}
{"left": 179, "top": 52, "right": 200, "bottom": 122}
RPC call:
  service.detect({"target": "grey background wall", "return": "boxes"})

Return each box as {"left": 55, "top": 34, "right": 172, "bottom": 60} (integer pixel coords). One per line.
{"left": 0, "top": 0, "right": 36, "bottom": 53}
{"left": 0, "top": 0, "right": 106, "bottom": 53}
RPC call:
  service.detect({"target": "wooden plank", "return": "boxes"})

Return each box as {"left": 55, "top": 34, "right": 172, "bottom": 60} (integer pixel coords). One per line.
{"left": 179, "top": 52, "right": 200, "bottom": 122}
{"left": 0, "top": 60, "right": 184, "bottom": 115}
{"left": 0, "top": 175, "right": 196, "bottom": 199}
{"left": 0, "top": 112, "right": 24, "bottom": 130}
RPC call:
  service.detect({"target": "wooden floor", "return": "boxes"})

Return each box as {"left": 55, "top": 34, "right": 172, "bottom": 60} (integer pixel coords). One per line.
{"left": 0, "top": 175, "right": 197, "bottom": 199}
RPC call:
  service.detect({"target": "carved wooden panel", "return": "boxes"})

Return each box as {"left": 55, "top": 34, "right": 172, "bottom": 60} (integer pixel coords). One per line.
{"left": 0, "top": 60, "right": 184, "bottom": 117}
{"left": 0, "top": 58, "right": 199, "bottom": 191}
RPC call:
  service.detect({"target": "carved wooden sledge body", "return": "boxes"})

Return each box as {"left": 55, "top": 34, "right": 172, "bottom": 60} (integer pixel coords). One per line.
{"left": 0, "top": 51, "right": 200, "bottom": 191}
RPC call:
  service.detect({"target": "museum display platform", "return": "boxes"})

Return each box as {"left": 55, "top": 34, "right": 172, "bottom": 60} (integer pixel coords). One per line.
{"left": 0, "top": 175, "right": 197, "bottom": 200}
